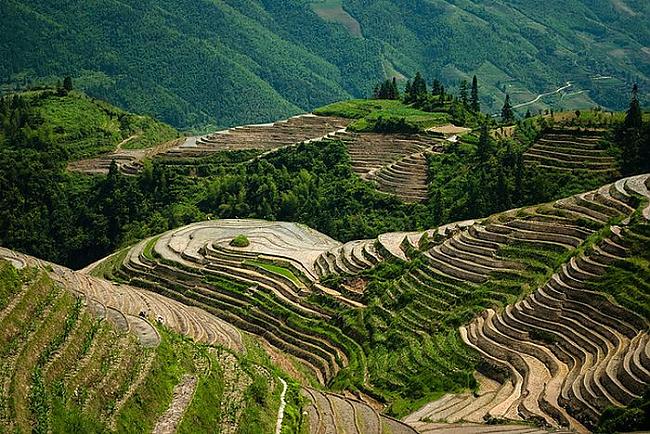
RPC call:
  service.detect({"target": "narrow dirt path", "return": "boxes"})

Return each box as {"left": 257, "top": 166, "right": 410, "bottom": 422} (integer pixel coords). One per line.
{"left": 512, "top": 82, "right": 573, "bottom": 109}
{"left": 275, "top": 377, "right": 288, "bottom": 434}
{"left": 152, "top": 374, "right": 198, "bottom": 434}
{"left": 116, "top": 135, "right": 139, "bottom": 152}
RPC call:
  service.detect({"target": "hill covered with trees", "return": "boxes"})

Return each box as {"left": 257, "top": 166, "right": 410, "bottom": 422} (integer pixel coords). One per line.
{"left": 1, "top": 0, "right": 648, "bottom": 129}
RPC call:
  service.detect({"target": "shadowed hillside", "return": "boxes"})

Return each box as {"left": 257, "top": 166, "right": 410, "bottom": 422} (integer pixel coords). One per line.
{"left": 2, "top": 0, "right": 648, "bottom": 128}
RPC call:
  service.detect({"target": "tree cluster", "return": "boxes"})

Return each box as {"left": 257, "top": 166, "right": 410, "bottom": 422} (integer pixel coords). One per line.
{"left": 373, "top": 72, "right": 483, "bottom": 122}
{"left": 372, "top": 78, "right": 400, "bottom": 100}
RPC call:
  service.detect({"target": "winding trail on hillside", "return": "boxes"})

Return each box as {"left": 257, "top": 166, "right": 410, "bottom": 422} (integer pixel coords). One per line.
{"left": 512, "top": 81, "right": 573, "bottom": 109}
{"left": 115, "top": 135, "right": 138, "bottom": 152}
{"left": 275, "top": 378, "right": 288, "bottom": 434}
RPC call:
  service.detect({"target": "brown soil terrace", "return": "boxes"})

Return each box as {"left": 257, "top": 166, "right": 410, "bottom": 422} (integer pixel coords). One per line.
{"left": 67, "top": 112, "right": 448, "bottom": 203}
{"left": 524, "top": 129, "right": 619, "bottom": 175}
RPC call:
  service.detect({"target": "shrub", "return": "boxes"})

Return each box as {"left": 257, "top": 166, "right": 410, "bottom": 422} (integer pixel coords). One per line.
{"left": 230, "top": 235, "right": 250, "bottom": 247}
{"left": 373, "top": 116, "right": 419, "bottom": 134}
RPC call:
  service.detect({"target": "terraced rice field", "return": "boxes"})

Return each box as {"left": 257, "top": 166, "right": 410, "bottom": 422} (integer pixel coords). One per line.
{"left": 0, "top": 261, "right": 156, "bottom": 432}
{"left": 321, "top": 130, "right": 444, "bottom": 202}
{"left": 303, "top": 387, "right": 416, "bottom": 433}
{"left": 0, "top": 248, "right": 243, "bottom": 352}
{"left": 68, "top": 110, "right": 440, "bottom": 204}
{"left": 72, "top": 174, "right": 650, "bottom": 433}
{"left": 523, "top": 129, "right": 618, "bottom": 175}
{"left": 0, "top": 249, "right": 291, "bottom": 433}
{"left": 403, "top": 174, "right": 650, "bottom": 432}
{"left": 314, "top": 219, "right": 475, "bottom": 281}
{"left": 85, "top": 219, "right": 364, "bottom": 385}
{"left": 165, "top": 115, "right": 349, "bottom": 158}
{"left": 68, "top": 137, "right": 184, "bottom": 175}
{"left": 68, "top": 115, "right": 349, "bottom": 175}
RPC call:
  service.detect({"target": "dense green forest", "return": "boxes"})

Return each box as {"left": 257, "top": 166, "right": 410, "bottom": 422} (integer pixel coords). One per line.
{"left": 1, "top": 0, "right": 648, "bottom": 129}
{"left": 3, "top": 89, "right": 646, "bottom": 270}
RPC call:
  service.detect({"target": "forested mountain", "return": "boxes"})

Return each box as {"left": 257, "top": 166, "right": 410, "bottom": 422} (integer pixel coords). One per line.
{"left": 1, "top": 0, "right": 648, "bottom": 129}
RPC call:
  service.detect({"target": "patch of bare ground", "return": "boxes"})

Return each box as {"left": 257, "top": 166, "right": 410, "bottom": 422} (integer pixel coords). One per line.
{"left": 428, "top": 124, "right": 472, "bottom": 136}
{"left": 67, "top": 137, "right": 184, "bottom": 175}
{"left": 164, "top": 115, "right": 350, "bottom": 159}
{"left": 152, "top": 374, "right": 199, "bottom": 434}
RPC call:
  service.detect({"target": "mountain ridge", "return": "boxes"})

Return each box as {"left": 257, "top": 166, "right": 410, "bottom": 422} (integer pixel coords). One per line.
{"left": 2, "top": 0, "right": 648, "bottom": 129}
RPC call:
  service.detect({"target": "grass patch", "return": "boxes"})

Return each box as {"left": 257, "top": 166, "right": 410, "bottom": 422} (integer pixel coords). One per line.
{"left": 0, "top": 259, "right": 23, "bottom": 310}
{"left": 244, "top": 260, "right": 302, "bottom": 285}
{"left": 114, "top": 327, "right": 196, "bottom": 432}
{"left": 18, "top": 89, "right": 178, "bottom": 160}
{"left": 177, "top": 349, "right": 224, "bottom": 433}
{"left": 314, "top": 99, "right": 449, "bottom": 132}
{"left": 143, "top": 236, "right": 162, "bottom": 261}
{"left": 87, "top": 248, "right": 129, "bottom": 282}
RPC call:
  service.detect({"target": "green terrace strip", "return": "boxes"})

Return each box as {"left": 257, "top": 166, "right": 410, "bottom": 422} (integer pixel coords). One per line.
{"left": 87, "top": 248, "right": 131, "bottom": 283}
{"left": 0, "top": 260, "right": 22, "bottom": 310}
{"left": 143, "top": 236, "right": 162, "bottom": 261}
{"left": 314, "top": 99, "right": 450, "bottom": 132}
{"left": 243, "top": 260, "right": 303, "bottom": 286}
{"left": 585, "top": 221, "right": 650, "bottom": 319}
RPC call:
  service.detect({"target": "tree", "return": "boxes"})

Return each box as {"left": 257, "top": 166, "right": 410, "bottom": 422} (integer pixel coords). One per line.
{"left": 431, "top": 79, "right": 442, "bottom": 96}
{"left": 624, "top": 84, "right": 642, "bottom": 130}
{"left": 470, "top": 75, "right": 480, "bottom": 112}
{"left": 63, "top": 76, "right": 73, "bottom": 92}
{"left": 413, "top": 72, "right": 427, "bottom": 96}
{"left": 374, "top": 78, "right": 400, "bottom": 100}
{"left": 406, "top": 72, "right": 428, "bottom": 103}
{"left": 501, "top": 94, "right": 514, "bottom": 123}
{"left": 459, "top": 80, "right": 469, "bottom": 107}
{"left": 372, "top": 83, "right": 380, "bottom": 99}
{"left": 405, "top": 80, "right": 412, "bottom": 99}
{"left": 477, "top": 123, "right": 491, "bottom": 160}
{"left": 525, "top": 109, "right": 532, "bottom": 119}
{"left": 619, "top": 84, "right": 646, "bottom": 174}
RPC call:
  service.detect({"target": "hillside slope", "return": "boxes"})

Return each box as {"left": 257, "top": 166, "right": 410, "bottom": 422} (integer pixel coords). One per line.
{"left": 1, "top": 0, "right": 648, "bottom": 128}
{"left": 1, "top": 172, "right": 648, "bottom": 432}
{"left": 86, "top": 173, "right": 650, "bottom": 432}
{"left": 0, "top": 89, "right": 179, "bottom": 160}
{"left": 0, "top": 250, "right": 300, "bottom": 433}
